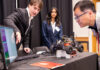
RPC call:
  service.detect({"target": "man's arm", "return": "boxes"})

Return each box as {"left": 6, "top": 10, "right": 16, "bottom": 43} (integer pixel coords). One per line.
{"left": 3, "top": 10, "right": 21, "bottom": 33}
{"left": 3, "top": 11, "right": 22, "bottom": 44}
{"left": 23, "top": 32, "right": 31, "bottom": 53}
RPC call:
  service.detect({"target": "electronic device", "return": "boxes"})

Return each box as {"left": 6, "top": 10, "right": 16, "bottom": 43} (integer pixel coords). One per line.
{"left": 50, "top": 35, "right": 83, "bottom": 57}
{"left": 0, "top": 26, "right": 39, "bottom": 70}
{"left": 0, "top": 26, "right": 17, "bottom": 70}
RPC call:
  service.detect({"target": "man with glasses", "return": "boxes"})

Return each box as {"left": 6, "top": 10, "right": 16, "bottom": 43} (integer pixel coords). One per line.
{"left": 74, "top": 1, "right": 100, "bottom": 53}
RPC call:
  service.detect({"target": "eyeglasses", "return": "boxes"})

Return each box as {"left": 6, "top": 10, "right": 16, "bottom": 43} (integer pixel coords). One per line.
{"left": 75, "top": 12, "right": 87, "bottom": 20}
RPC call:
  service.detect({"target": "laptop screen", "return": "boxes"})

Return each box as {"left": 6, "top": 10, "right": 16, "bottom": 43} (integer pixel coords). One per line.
{"left": 0, "top": 26, "right": 18, "bottom": 69}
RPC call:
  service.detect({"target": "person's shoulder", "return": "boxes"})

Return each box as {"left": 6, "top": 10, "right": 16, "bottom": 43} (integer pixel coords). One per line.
{"left": 15, "top": 8, "right": 26, "bottom": 13}
{"left": 43, "top": 20, "right": 48, "bottom": 24}
{"left": 16, "top": 8, "right": 25, "bottom": 11}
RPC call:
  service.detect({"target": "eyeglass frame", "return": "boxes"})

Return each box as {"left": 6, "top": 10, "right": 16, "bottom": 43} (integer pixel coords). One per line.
{"left": 75, "top": 11, "right": 88, "bottom": 20}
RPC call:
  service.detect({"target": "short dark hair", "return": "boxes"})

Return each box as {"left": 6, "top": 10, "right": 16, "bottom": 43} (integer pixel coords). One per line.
{"left": 74, "top": 1, "right": 96, "bottom": 13}
{"left": 29, "top": 0, "right": 43, "bottom": 9}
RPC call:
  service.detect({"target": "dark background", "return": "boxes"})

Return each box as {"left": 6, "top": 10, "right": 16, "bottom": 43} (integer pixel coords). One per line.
{"left": 0, "top": 0, "right": 73, "bottom": 48}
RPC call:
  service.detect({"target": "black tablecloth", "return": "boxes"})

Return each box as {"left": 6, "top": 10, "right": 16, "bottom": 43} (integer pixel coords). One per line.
{"left": 6, "top": 52, "right": 98, "bottom": 70}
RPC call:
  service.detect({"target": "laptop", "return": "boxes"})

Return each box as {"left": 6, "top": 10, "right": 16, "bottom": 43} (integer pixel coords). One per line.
{"left": 0, "top": 26, "right": 39, "bottom": 70}
{"left": 0, "top": 26, "right": 17, "bottom": 69}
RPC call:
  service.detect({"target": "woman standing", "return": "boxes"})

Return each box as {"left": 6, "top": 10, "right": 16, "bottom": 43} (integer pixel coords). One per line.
{"left": 42, "top": 7, "right": 63, "bottom": 49}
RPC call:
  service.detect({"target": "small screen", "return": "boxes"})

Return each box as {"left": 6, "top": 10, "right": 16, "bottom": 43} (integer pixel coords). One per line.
{"left": 0, "top": 27, "right": 18, "bottom": 67}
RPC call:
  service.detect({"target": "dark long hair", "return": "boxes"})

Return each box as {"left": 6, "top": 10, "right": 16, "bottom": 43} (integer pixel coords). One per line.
{"left": 46, "top": 7, "right": 61, "bottom": 26}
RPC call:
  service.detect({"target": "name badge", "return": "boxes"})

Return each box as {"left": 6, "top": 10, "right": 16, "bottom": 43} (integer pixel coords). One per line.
{"left": 55, "top": 27, "right": 60, "bottom": 32}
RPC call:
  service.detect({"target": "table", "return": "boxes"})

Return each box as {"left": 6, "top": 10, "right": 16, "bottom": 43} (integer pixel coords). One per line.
{"left": 8, "top": 52, "right": 98, "bottom": 70}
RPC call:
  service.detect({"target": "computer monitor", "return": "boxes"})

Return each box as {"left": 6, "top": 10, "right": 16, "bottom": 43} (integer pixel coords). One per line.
{"left": 0, "top": 26, "right": 18, "bottom": 69}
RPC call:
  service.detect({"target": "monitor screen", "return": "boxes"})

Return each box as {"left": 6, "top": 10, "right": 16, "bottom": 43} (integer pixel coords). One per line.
{"left": 0, "top": 26, "right": 18, "bottom": 69}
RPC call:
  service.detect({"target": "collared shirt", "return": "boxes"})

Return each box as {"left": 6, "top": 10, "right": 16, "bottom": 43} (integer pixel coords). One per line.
{"left": 88, "top": 22, "right": 98, "bottom": 33}
{"left": 26, "top": 7, "right": 34, "bottom": 26}
{"left": 51, "top": 22, "right": 56, "bottom": 33}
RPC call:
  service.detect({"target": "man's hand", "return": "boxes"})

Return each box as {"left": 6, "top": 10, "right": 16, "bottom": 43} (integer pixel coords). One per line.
{"left": 24, "top": 47, "right": 31, "bottom": 53}
{"left": 16, "top": 32, "right": 21, "bottom": 44}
